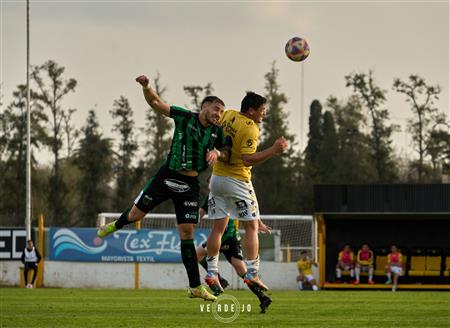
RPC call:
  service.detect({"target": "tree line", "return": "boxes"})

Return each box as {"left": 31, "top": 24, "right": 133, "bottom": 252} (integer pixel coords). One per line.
{"left": 1, "top": 60, "right": 449, "bottom": 227}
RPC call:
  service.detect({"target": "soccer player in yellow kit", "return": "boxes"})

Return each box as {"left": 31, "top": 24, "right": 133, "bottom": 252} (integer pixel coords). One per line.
{"left": 296, "top": 251, "right": 319, "bottom": 291}
{"left": 204, "top": 92, "right": 288, "bottom": 293}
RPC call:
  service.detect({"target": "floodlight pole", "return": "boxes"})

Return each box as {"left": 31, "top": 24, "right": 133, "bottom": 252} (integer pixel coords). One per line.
{"left": 300, "top": 62, "right": 305, "bottom": 151}
{"left": 25, "top": 0, "right": 31, "bottom": 240}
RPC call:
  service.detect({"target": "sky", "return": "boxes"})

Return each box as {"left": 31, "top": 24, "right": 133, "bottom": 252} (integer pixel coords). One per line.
{"left": 1, "top": 0, "right": 449, "bottom": 164}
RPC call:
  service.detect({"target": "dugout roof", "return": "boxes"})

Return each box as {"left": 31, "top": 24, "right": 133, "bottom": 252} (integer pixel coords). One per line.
{"left": 314, "top": 184, "right": 450, "bottom": 215}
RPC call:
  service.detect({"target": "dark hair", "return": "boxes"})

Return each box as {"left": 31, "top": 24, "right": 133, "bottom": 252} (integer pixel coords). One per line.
{"left": 201, "top": 96, "right": 225, "bottom": 109}
{"left": 300, "top": 250, "right": 308, "bottom": 255}
{"left": 240, "top": 91, "right": 266, "bottom": 113}
{"left": 27, "top": 240, "right": 33, "bottom": 243}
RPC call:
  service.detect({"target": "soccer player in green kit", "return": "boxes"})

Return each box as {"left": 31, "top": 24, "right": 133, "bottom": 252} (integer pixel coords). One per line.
{"left": 98, "top": 75, "right": 228, "bottom": 302}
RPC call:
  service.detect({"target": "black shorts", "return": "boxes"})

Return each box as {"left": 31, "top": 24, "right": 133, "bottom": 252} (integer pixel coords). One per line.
{"left": 201, "top": 236, "right": 243, "bottom": 262}
{"left": 24, "top": 263, "right": 37, "bottom": 270}
{"left": 134, "top": 165, "right": 200, "bottom": 225}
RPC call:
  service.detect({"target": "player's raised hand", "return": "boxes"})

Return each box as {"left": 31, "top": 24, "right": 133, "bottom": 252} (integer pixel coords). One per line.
{"left": 258, "top": 220, "right": 272, "bottom": 234}
{"left": 272, "top": 136, "right": 289, "bottom": 154}
{"left": 136, "top": 75, "right": 149, "bottom": 87}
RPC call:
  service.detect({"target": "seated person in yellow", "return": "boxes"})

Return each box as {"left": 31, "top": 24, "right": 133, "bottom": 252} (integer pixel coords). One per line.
{"left": 354, "top": 244, "right": 374, "bottom": 285}
{"left": 336, "top": 244, "right": 355, "bottom": 283}
{"left": 296, "top": 250, "right": 319, "bottom": 291}
{"left": 385, "top": 245, "right": 403, "bottom": 292}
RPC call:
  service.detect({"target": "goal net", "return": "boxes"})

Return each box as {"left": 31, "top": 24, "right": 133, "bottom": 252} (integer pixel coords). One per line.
{"left": 97, "top": 213, "right": 314, "bottom": 263}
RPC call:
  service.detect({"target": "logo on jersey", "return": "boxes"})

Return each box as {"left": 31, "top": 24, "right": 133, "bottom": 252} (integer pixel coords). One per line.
{"left": 183, "top": 201, "right": 198, "bottom": 207}
{"left": 164, "top": 179, "right": 190, "bottom": 193}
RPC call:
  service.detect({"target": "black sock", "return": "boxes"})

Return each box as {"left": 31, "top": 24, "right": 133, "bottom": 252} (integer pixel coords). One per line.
{"left": 24, "top": 269, "right": 29, "bottom": 285}
{"left": 181, "top": 239, "right": 201, "bottom": 288}
{"left": 241, "top": 273, "right": 265, "bottom": 301}
{"left": 31, "top": 268, "right": 37, "bottom": 284}
{"left": 199, "top": 257, "right": 208, "bottom": 272}
{"left": 115, "top": 208, "right": 131, "bottom": 229}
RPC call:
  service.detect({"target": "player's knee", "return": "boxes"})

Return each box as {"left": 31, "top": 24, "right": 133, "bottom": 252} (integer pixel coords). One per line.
{"left": 212, "top": 220, "right": 228, "bottom": 234}
{"left": 178, "top": 225, "right": 194, "bottom": 239}
{"left": 128, "top": 206, "right": 145, "bottom": 222}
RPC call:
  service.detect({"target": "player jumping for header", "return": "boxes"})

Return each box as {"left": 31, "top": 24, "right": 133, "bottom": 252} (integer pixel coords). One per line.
{"left": 98, "top": 75, "right": 229, "bottom": 302}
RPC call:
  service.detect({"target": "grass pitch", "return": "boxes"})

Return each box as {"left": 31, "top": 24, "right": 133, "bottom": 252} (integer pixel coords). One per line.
{"left": 1, "top": 288, "right": 449, "bottom": 327}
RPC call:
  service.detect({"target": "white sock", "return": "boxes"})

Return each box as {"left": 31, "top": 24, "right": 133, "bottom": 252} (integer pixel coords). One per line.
{"left": 355, "top": 267, "right": 360, "bottom": 280}
{"left": 369, "top": 267, "right": 374, "bottom": 280}
{"left": 298, "top": 281, "right": 303, "bottom": 290}
{"left": 350, "top": 269, "right": 355, "bottom": 278}
{"left": 387, "top": 272, "right": 391, "bottom": 280}
{"left": 207, "top": 255, "right": 219, "bottom": 273}
{"left": 336, "top": 268, "right": 342, "bottom": 278}
{"left": 245, "top": 256, "right": 260, "bottom": 272}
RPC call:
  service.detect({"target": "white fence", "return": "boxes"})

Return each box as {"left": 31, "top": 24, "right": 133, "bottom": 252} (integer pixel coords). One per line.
{"left": 0, "top": 260, "right": 317, "bottom": 290}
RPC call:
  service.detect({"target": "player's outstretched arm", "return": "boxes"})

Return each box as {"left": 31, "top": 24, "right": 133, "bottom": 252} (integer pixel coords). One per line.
{"left": 242, "top": 136, "right": 289, "bottom": 166}
{"left": 136, "top": 75, "right": 170, "bottom": 117}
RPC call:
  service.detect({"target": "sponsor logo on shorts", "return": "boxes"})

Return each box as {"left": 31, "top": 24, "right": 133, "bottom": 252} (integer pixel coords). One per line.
{"left": 143, "top": 195, "right": 152, "bottom": 205}
{"left": 238, "top": 210, "right": 248, "bottom": 218}
{"left": 184, "top": 212, "right": 198, "bottom": 220}
{"left": 164, "top": 179, "right": 190, "bottom": 193}
{"left": 235, "top": 200, "right": 248, "bottom": 211}
{"left": 183, "top": 201, "right": 198, "bottom": 207}
{"left": 208, "top": 197, "right": 216, "bottom": 215}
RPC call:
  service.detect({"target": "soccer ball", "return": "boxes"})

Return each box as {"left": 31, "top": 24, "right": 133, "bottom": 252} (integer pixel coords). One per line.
{"left": 285, "top": 37, "right": 310, "bottom": 62}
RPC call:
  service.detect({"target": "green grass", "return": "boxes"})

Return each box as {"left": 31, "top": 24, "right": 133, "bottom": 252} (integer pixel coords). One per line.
{"left": 1, "top": 288, "right": 449, "bottom": 327}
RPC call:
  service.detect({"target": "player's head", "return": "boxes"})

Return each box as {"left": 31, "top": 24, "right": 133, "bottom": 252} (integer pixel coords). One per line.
{"left": 200, "top": 96, "right": 225, "bottom": 125}
{"left": 300, "top": 250, "right": 308, "bottom": 259}
{"left": 27, "top": 240, "right": 34, "bottom": 248}
{"left": 343, "top": 244, "right": 351, "bottom": 252}
{"left": 240, "top": 91, "right": 267, "bottom": 124}
{"left": 362, "top": 244, "right": 370, "bottom": 251}
{"left": 391, "top": 245, "right": 398, "bottom": 252}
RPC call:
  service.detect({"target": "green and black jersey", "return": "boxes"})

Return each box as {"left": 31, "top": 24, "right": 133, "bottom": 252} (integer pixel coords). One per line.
{"left": 166, "top": 106, "right": 227, "bottom": 173}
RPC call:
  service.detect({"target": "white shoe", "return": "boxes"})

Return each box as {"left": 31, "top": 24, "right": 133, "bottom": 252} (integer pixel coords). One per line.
{"left": 392, "top": 286, "right": 397, "bottom": 292}
{"left": 26, "top": 284, "right": 31, "bottom": 288}
{"left": 312, "top": 285, "right": 319, "bottom": 291}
